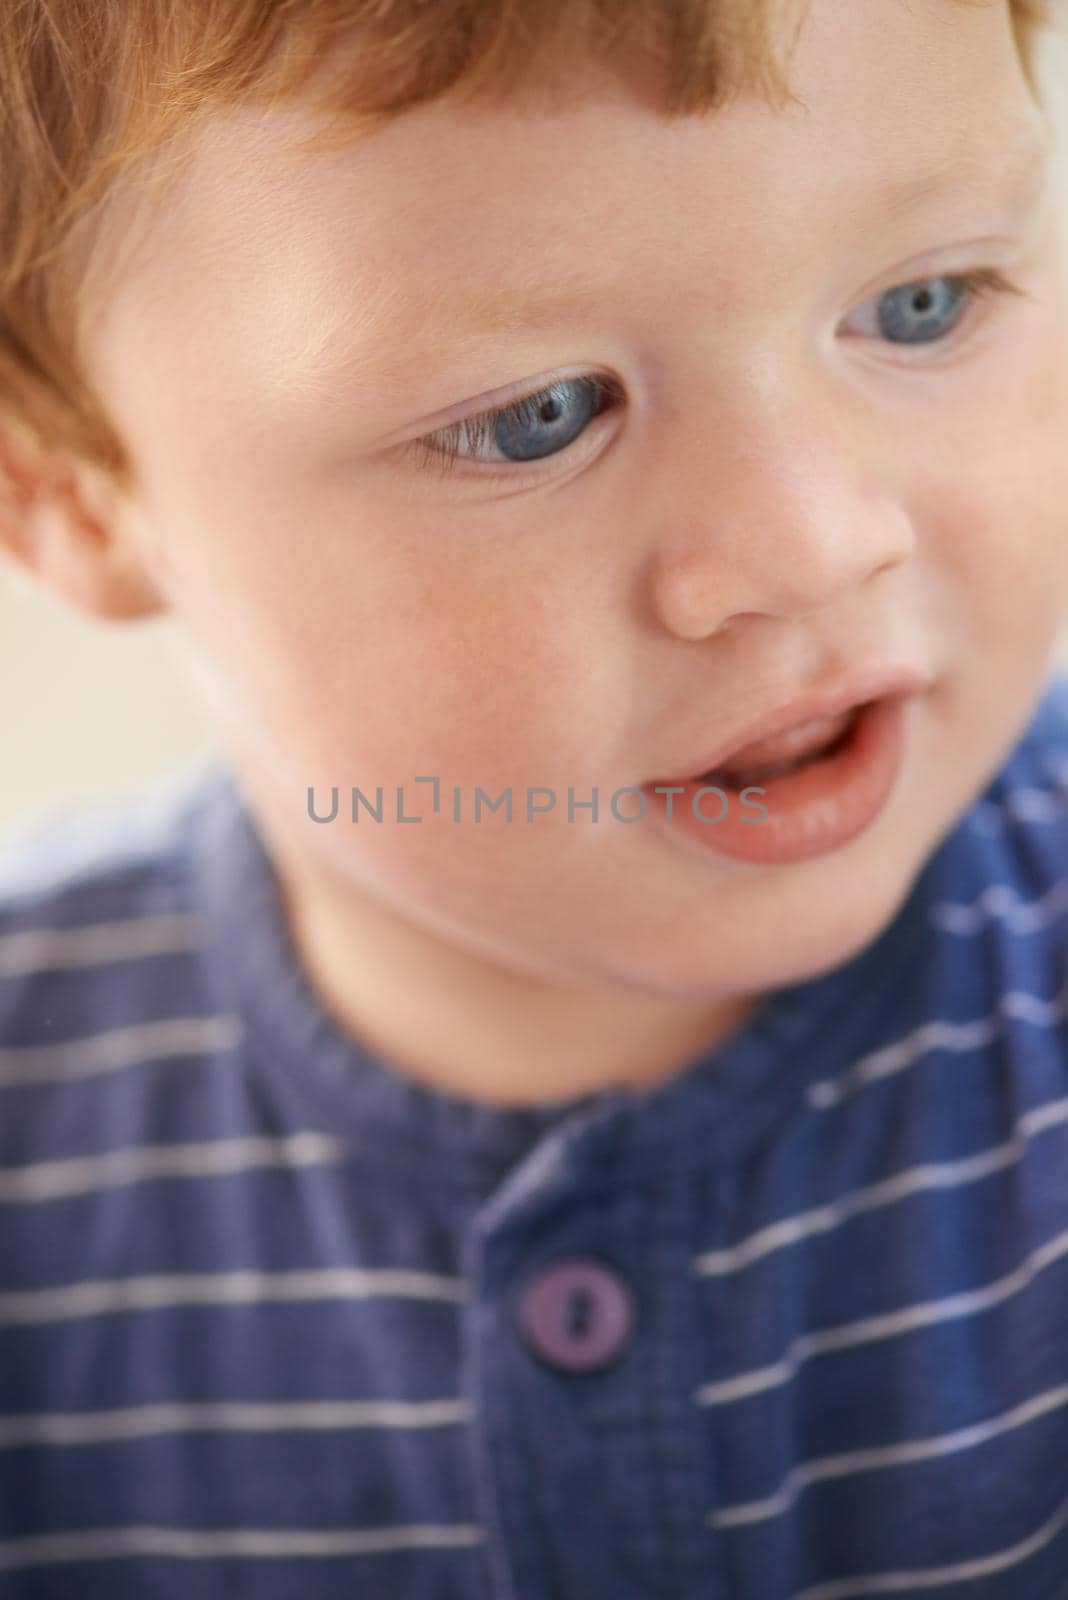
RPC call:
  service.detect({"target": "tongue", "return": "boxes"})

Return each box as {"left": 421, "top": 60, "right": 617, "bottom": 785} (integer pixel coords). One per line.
{"left": 715, "top": 708, "right": 858, "bottom": 777}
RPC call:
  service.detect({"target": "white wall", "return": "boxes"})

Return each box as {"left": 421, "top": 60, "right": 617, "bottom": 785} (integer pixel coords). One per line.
{"left": 4, "top": 565, "right": 1065, "bottom": 840}
{"left": 3, "top": 22, "right": 1068, "bottom": 838}
{"left": 0, "top": 573, "right": 216, "bottom": 834}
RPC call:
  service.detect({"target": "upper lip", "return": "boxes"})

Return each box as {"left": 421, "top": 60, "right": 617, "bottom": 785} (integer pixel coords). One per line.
{"left": 649, "top": 663, "right": 931, "bottom": 784}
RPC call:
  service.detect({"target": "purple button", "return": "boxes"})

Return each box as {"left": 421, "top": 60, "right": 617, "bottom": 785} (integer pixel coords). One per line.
{"left": 516, "top": 1258, "right": 636, "bottom": 1373}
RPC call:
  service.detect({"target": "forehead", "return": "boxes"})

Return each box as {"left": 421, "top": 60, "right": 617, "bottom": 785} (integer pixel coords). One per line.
{"left": 87, "top": 0, "right": 1043, "bottom": 409}
{"left": 163, "top": 12, "right": 1035, "bottom": 247}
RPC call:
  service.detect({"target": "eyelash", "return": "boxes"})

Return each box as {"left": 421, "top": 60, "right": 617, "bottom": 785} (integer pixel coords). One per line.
{"left": 403, "top": 267, "right": 1027, "bottom": 481}
{"left": 405, "top": 375, "right": 626, "bottom": 481}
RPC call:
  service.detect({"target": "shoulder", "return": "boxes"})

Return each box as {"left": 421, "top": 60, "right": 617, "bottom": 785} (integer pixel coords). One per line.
{"left": 0, "top": 760, "right": 220, "bottom": 907}
{"left": 0, "top": 759, "right": 225, "bottom": 1052}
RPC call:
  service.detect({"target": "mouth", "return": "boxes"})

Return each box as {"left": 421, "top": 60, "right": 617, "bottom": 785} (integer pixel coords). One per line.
{"left": 697, "top": 705, "right": 862, "bottom": 789}
{"left": 642, "top": 688, "right": 917, "bottom": 866}
{"left": 650, "top": 665, "right": 930, "bottom": 790}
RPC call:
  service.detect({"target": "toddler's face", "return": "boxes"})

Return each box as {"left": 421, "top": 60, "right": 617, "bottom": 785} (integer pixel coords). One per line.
{"left": 86, "top": 0, "right": 1068, "bottom": 1013}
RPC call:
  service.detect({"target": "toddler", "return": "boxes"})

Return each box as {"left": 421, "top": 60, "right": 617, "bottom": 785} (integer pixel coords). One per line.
{"left": 2, "top": 0, "right": 1068, "bottom": 1595}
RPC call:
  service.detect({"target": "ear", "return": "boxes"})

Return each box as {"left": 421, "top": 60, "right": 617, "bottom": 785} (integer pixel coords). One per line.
{"left": 0, "top": 427, "right": 165, "bottom": 622}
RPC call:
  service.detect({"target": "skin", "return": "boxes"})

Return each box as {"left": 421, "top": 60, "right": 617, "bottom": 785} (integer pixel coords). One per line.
{"left": 2, "top": 0, "right": 1068, "bottom": 1108}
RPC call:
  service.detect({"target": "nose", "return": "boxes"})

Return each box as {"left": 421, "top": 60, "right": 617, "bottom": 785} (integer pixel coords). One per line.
{"left": 646, "top": 391, "right": 914, "bottom": 642}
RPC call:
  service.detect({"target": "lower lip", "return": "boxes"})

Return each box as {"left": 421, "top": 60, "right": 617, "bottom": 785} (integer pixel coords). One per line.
{"left": 642, "top": 693, "right": 912, "bottom": 866}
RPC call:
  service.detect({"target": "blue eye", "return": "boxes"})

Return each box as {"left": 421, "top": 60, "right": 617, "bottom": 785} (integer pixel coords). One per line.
{"left": 867, "top": 267, "right": 1025, "bottom": 348}
{"left": 410, "top": 375, "right": 623, "bottom": 474}
{"left": 876, "top": 275, "right": 973, "bottom": 344}
{"left": 494, "top": 379, "right": 602, "bottom": 461}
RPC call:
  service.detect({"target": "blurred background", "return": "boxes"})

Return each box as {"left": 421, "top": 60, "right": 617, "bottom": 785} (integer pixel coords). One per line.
{"left": 3, "top": 24, "right": 1068, "bottom": 841}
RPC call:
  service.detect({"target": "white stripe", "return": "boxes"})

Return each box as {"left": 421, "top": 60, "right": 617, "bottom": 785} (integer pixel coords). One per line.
{"left": 711, "top": 1375, "right": 1068, "bottom": 1528}
{"left": 693, "top": 1093, "right": 1068, "bottom": 1278}
{"left": 0, "top": 915, "right": 206, "bottom": 977}
{"left": 970, "top": 789, "right": 1068, "bottom": 831}
{"left": 0, "top": 1397, "right": 472, "bottom": 1448}
{"left": 807, "top": 1017, "right": 997, "bottom": 1112}
{"left": 930, "top": 878, "right": 1068, "bottom": 935}
{"left": 695, "top": 1357, "right": 795, "bottom": 1405}
{"left": 806, "top": 977, "right": 1068, "bottom": 1112}
{"left": 0, "top": 1133, "right": 349, "bottom": 1204}
{"left": 787, "top": 1485, "right": 1068, "bottom": 1599}
{"left": 999, "top": 787, "right": 1068, "bottom": 820}
{"left": 0, "top": 1523, "right": 486, "bottom": 1572}
{"left": 0, "top": 1267, "right": 468, "bottom": 1326}
{"left": 0, "top": 1016, "right": 243, "bottom": 1085}
{"left": 694, "top": 1218, "right": 1068, "bottom": 1407}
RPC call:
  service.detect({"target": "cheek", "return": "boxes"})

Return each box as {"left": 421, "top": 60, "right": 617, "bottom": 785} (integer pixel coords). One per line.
{"left": 344, "top": 583, "right": 599, "bottom": 785}
{"left": 970, "top": 440, "right": 1068, "bottom": 636}
{"left": 915, "top": 312, "right": 1068, "bottom": 633}
{"left": 919, "top": 474, "right": 1068, "bottom": 657}
{"left": 190, "top": 516, "right": 603, "bottom": 785}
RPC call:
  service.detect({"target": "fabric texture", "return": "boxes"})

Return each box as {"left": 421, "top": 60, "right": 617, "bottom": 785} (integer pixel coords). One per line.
{"left": 2, "top": 674, "right": 1068, "bottom": 1599}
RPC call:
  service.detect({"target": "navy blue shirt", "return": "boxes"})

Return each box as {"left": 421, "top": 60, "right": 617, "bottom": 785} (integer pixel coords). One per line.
{"left": 2, "top": 673, "right": 1068, "bottom": 1599}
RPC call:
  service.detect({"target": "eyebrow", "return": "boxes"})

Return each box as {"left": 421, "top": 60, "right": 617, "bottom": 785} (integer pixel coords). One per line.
{"left": 865, "top": 124, "right": 1052, "bottom": 224}
{"left": 418, "top": 127, "right": 1054, "bottom": 335}
{"left": 277, "top": 261, "right": 602, "bottom": 402}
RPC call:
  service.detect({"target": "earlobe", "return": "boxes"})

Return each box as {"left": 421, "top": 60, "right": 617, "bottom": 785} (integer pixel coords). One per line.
{"left": 0, "top": 435, "right": 165, "bottom": 623}
{"left": 22, "top": 490, "right": 164, "bottom": 621}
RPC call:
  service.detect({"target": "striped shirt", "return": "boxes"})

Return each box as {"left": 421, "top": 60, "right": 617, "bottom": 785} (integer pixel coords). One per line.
{"left": 1, "top": 673, "right": 1068, "bottom": 1600}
